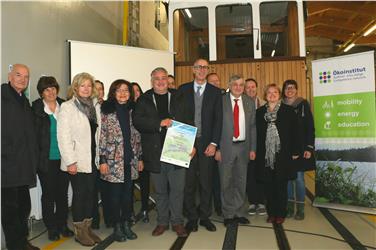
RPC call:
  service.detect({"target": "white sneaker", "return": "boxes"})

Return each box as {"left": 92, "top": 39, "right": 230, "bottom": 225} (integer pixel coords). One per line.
{"left": 256, "top": 204, "right": 267, "bottom": 216}
{"left": 248, "top": 204, "right": 256, "bottom": 215}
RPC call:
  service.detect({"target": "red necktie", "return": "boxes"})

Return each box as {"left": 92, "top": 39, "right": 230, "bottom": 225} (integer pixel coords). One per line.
{"left": 233, "top": 99, "right": 239, "bottom": 138}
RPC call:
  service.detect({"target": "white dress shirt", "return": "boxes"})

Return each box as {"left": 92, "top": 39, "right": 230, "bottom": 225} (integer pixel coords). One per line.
{"left": 43, "top": 100, "right": 60, "bottom": 119}
{"left": 194, "top": 81, "right": 207, "bottom": 96}
{"left": 231, "top": 94, "right": 246, "bottom": 141}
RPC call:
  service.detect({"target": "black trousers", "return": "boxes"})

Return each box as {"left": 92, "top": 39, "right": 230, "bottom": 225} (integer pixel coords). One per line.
{"left": 108, "top": 178, "right": 133, "bottom": 223}
{"left": 247, "top": 160, "right": 265, "bottom": 205}
{"left": 184, "top": 138, "right": 214, "bottom": 220}
{"left": 212, "top": 160, "right": 222, "bottom": 211}
{"left": 1, "top": 185, "right": 31, "bottom": 250}
{"left": 100, "top": 179, "right": 113, "bottom": 225}
{"left": 92, "top": 169, "right": 100, "bottom": 223}
{"left": 138, "top": 169, "right": 150, "bottom": 211}
{"left": 264, "top": 169, "right": 288, "bottom": 218}
{"left": 38, "top": 160, "right": 69, "bottom": 230}
{"left": 69, "top": 170, "right": 95, "bottom": 222}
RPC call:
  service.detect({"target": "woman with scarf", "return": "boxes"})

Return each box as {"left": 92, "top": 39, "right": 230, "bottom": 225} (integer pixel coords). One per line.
{"left": 282, "top": 80, "right": 315, "bottom": 220}
{"left": 57, "top": 72, "right": 102, "bottom": 246}
{"left": 99, "top": 80, "right": 143, "bottom": 242}
{"left": 255, "top": 83, "right": 299, "bottom": 224}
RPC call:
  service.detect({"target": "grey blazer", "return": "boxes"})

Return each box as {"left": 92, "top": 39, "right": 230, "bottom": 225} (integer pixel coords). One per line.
{"left": 218, "top": 93, "right": 257, "bottom": 164}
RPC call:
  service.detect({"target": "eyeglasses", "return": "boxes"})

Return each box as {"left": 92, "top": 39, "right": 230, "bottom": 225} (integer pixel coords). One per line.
{"left": 116, "top": 89, "right": 129, "bottom": 93}
{"left": 286, "top": 86, "right": 296, "bottom": 90}
{"left": 193, "top": 65, "right": 209, "bottom": 70}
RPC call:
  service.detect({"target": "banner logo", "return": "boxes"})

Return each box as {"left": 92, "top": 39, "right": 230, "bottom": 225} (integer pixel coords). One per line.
{"left": 319, "top": 71, "right": 331, "bottom": 84}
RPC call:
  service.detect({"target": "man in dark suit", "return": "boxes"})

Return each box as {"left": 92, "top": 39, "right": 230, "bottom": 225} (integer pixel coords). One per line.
{"left": 1, "top": 64, "right": 40, "bottom": 250}
{"left": 244, "top": 78, "right": 267, "bottom": 216}
{"left": 215, "top": 75, "right": 256, "bottom": 227}
{"left": 206, "top": 72, "right": 223, "bottom": 216}
{"left": 178, "top": 58, "right": 223, "bottom": 232}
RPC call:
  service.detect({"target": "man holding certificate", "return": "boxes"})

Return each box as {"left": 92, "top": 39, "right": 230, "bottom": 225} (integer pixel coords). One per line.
{"left": 215, "top": 75, "right": 256, "bottom": 227}
{"left": 133, "top": 67, "right": 191, "bottom": 238}
{"left": 178, "top": 58, "right": 223, "bottom": 232}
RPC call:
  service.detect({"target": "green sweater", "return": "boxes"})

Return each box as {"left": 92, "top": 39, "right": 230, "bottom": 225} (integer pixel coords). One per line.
{"left": 49, "top": 115, "right": 60, "bottom": 160}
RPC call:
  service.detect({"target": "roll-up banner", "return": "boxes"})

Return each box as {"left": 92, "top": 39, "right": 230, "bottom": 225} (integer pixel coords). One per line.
{"left": 312, "top": 51, "right": 376, "bottom": 214}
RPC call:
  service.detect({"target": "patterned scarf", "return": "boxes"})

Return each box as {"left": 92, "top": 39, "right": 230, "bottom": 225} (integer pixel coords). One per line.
{"left": 264, "top": 101, "right": 281, "bottom": 169}
{"left": 283, "top": 96, "right": 303, "bottom": 108}
{"left": 74, "top": 96, "right": 97, "bottom": 124}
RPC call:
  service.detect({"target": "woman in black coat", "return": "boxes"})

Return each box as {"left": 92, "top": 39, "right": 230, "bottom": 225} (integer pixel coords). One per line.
{"left": 32, "top": 76, "right": 73, "bottom": 241}
{"left": 131, "top": 82, "right": 150, "bottom": 223}
{"left": 282, "top": 80, "right": 315, "bottom": 220}
{"left": 256, "top": 83, "right": 299, "bottom": 224}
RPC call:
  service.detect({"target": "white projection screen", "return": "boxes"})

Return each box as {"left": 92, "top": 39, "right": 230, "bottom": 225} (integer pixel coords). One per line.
{"left": 69, "top": 40, "right": 174, "bottom": 97}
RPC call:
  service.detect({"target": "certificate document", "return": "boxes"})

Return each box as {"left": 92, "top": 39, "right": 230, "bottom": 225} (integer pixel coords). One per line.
{"left": 160, "top": 120, "right": 197, "bottom": 168}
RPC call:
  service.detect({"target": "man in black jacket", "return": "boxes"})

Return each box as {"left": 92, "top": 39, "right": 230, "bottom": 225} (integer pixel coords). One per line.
{"left": 1, "top": 64, "right": 40, "bottom": 250}
{"left": 178, "top": 59, "right": 223, "bottom": 232}
{"left": 133, "top": 67, "right": 190, "bottom": 238}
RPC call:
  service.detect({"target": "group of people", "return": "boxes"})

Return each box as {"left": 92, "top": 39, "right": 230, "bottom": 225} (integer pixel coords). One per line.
{"left": 1, "top": 59, "right": 315, "bottom": 249}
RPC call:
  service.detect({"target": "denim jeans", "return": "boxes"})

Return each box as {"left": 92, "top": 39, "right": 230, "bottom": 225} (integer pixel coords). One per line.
{"left": 287, "top": 171, "right": 305, "bottom": 203}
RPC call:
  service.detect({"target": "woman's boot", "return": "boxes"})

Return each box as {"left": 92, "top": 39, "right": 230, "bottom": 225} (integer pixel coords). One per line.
{"left": 122, "top": 221, "right": 137, "bottom": 240}
{"left": 59, "top": 224, "right": 74, "bottom": 237}
{"left": 295, "top": 203, "right": 305, "bottom": 220}
{"left": 84, "top": 218, "right": 102, "bottom": 243}
{"left": 113, "top": 223, "right": 127, "bottom": 242}
{"left": 286, "top": 201, "right": 295, "bottom": 218}
{"left": 73, "top": 221, "right": 95, "bottom": 246}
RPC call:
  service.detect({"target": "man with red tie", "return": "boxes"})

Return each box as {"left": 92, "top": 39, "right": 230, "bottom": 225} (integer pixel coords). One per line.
{"left": 215, "top": 75, "right": 256, "bottom": 227}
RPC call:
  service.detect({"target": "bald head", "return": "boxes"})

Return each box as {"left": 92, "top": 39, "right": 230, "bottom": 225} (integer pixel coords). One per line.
{"left": 207, "top": 73, "right": 220, "bottom": 88}
{"left": 8, "top": 64, "right": 30, "bottom": 93}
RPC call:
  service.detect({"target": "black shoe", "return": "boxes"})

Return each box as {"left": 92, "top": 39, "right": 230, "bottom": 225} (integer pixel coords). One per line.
{"left": 91, "top": 218, "right": 100, "bottom": 229}
{"left": 129, "top": 213, "right": 136, "bottom": 225}
{"left": 59, "top": 225, "right": 74, "bottom": 237}
{"left": 223, "top": 218, "right": 236, "bottom": 227}
{"left": 113, "top": 223, "right": 127, "bottom": 242}
{"left": 48, "top": 229, "right": 60, "bottom": 241}
{"left": 25, "top": 241, "right": 40, "bottom": 250}
{"left": 199, "top": 219, "right": 216, "bottom": 232}
{"left": 122, "top": 221, "right": 137, "bottom": 240}
{"left": 235, "top": 216, "right": 250, "bottom": 225}
{"left": 136, "top": 210, "right": 149, "bottom": 223}
{"left": 185, "top": 220, "right": 198, "bottom": 232}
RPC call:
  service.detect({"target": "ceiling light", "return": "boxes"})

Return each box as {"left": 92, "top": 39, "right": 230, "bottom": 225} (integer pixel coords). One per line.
{"left": 344, "top": 43, "right": 355, "bottom": 52}
{"left": 184, "top": 9, "right": 192, "bottom": 18}
{"left": 271, "top": 50, "right": 275, "bottom": 57}
{"left": 363, "top": 24, "right": 376, "bottom": 37}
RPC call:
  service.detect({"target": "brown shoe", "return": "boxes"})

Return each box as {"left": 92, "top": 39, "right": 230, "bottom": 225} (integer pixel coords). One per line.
{"left": 152, "top": 225, "right": 169, "bottom": 236}
{"left": 25, "top": 241, "right": 40, "bottom": 250}
{"left": 172, "top": 224, "right": 188, "bottom": 237}
{"left": 73, "top": 221, "right": 95, "bottom": 246}
{"left": 84, "top": 218, "right": 102, "bottom": 243}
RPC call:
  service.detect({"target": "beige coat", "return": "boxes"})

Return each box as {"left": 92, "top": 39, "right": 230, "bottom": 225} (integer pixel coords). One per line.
{"left": 57, "top": 96, "right": 101, "bottom": 173}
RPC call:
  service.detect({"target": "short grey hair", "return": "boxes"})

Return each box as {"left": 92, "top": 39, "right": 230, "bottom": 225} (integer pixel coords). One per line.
{"left": 150, "top": 67, "right": 168, "bottom": 77}
{"left": 228, "top": 74, "right": 243, "bottom": 87}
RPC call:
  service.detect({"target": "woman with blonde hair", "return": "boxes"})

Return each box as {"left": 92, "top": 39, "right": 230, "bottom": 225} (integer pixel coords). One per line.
{"left": 57, "top": 72, "right": 102, "bottom": 246}
{"left": 255, "top": 83, "right": 299, "bottom": 224}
